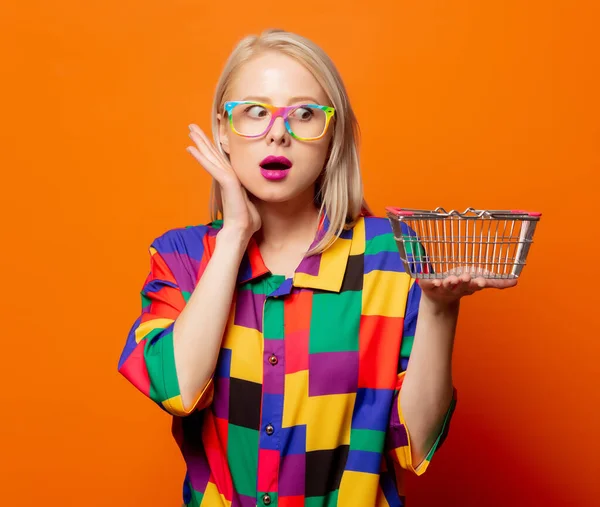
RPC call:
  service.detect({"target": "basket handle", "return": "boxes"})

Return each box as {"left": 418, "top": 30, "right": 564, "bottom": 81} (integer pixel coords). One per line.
{"left": 385, "top": 206, "right": 414, "bottom": 216}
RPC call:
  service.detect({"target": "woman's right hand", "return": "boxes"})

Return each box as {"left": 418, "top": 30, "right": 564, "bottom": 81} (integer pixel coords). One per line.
{"left": 186, "top": 124, "right": 261, "bottom": 241}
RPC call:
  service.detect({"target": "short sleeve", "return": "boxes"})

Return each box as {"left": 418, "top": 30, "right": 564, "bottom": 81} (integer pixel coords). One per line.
{"left": 117, "top": 227, "right": 214, "bottom": 417}
{"left": 386, "top": 237, "right": 458, "bottom": 475}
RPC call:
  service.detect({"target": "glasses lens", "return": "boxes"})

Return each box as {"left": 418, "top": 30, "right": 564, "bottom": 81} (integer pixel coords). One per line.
{"left": 230, "top": 103, "right": 271, "bottom": 136}
{"left": 230, "top": 103, "right": 327, "bottom": 138}
{"left": 287, "top": 106, "right": 326, "bottom": 139}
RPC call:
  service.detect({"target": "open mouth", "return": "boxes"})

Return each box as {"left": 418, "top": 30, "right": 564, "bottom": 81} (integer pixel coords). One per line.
{"left": 260, "top": 155, "right": 292, "bottom": 170}
{"left": 259, "top": 156, "right": 292, "bottom": 181}
{"left": 260, "top": 162, "right": 291, "bottom": 170}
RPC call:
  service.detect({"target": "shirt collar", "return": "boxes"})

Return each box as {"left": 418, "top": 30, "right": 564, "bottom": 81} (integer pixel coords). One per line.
{"left": 236, "top": 213, "right": 355, "bottom": 292}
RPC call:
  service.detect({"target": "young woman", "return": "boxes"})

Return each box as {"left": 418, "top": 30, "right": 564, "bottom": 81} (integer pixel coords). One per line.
{"left": 118, "top": 29, "right": 516, "bottom": 507}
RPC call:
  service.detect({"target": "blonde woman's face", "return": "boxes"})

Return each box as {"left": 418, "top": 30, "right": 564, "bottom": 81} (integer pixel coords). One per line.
{"left": 218, "top": 51, "right": 333, "bottom": 204}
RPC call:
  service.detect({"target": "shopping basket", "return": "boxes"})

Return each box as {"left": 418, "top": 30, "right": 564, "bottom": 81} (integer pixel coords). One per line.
{"left": 385, "top": 207, "right": 542, "bottom": 279}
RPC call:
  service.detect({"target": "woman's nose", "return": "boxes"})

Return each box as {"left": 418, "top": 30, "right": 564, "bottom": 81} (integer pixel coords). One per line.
{"left": 266, "top": 116, "right": 289, "bottom": 144}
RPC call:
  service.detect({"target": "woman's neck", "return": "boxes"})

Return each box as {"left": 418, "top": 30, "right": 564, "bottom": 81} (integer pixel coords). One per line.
{"left": 251, "top": 190, "right": 321, "bottom": 252}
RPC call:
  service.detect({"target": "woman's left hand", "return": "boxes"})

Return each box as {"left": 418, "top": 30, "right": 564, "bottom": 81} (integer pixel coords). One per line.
{"left": 418, "top": 272, "right": 518, "bottom": 306}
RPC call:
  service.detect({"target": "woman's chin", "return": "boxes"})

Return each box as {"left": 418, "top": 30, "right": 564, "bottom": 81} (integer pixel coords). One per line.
{"left": 250, "top": 190, "right": 296, "bottom": 204}
{"left": 246, "top": 184, "right": 311, "bottom": 206}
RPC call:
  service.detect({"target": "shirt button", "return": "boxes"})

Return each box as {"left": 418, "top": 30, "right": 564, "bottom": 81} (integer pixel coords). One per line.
{"left": 265, "top": 424, "right": 274, "bottom": 436}
{"left": 268, "top": 354, "right": 278, "bottom": 366}
{"left": 262, "top": 493, "right": 272, "bottom": 505}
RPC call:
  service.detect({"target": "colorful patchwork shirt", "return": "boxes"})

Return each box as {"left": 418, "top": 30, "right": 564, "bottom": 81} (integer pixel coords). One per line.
{"left": 118, "top": 215, "right": 457, "bottom": 507}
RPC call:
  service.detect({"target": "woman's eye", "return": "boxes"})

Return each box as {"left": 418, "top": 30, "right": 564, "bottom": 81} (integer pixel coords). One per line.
{"left": 290, "top": 107, "right": 314, "bottom": 120}
{"left": 245, "top": 105, "right": 268, "bottom": 118}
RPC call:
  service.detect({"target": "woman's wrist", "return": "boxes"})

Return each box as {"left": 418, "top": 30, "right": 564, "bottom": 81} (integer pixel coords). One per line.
{"left": 419, "top": 289, "right": 461, "bottom": 318}
{"left": 216, "top": 226, "right": 253, "bottom": 254}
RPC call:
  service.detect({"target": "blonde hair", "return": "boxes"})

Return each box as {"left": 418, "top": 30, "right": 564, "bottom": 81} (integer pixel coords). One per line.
{"left": 210, "top": 28, "right": 371, "bottom": 255}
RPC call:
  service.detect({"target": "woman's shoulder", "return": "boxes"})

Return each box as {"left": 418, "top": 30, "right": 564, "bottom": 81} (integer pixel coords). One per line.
{"left": 360, "top": 212, "right": 416, "bottom": 240}
{"left": 145, "top": 220, "right": 224, "bottom": 289}
{"left": 359, "top": 214, "right": 396, "bottom": 241}
{"left": 149, "top": 220, "right": 223, "bottom": 256}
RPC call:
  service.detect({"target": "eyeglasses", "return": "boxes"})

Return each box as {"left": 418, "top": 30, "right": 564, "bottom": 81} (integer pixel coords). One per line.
{"left": 223, "top": 101, "right": 335, "bottom": 141}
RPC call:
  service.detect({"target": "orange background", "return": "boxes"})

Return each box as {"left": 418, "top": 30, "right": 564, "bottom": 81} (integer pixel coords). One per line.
{"left": 1, "top": 1, "right": 598, "bottom": 506}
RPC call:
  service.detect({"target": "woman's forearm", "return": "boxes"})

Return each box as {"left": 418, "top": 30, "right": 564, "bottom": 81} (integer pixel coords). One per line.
{"left": 173, "top": 227, "right": 249, "bottom": 411}
{"left": 399, "top": 293, "right": 458, "bottom": 466}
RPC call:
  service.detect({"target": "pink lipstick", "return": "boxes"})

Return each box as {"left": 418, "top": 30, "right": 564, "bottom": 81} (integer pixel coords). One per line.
{"left": 259, "top": 155, "right": 292, "bottom": 181}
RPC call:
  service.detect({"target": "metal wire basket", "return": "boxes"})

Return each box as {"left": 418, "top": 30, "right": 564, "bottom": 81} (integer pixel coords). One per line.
{"left": 385, "top": 207, "right": 542, "bottom": 279}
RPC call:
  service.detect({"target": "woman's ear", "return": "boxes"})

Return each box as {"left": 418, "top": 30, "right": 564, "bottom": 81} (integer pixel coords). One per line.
{"left": 217, "top": 113, "right": 230, "bottom": 154}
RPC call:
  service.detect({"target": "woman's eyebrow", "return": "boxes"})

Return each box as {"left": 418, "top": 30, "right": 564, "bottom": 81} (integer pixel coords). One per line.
{"left": 241, "top": 95, "right": 321, "bottom": 104}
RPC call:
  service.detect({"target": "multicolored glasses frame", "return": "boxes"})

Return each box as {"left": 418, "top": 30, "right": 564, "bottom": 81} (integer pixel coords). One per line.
{"left": 223, "top": 101, "right": 336, "bottom": 141}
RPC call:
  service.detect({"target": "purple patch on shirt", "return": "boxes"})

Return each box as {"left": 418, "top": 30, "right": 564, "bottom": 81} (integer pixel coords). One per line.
{"left": 181, "top": 443, "right": 210, "bottom": 493}
{"left": 213, "top": 376, "right": 230, "bottom": 420}
{"left": 296, "top": 252, "right": 321, "bottom": 276}
{"left": 279, "top": 452, "right": 306, "bottom": 496}
{"left": 309, "top": 351, "right": 359, "bottom": 396}
{"left": 263, "top": 339, "right": 285, "bottom": 395}
{"left": 387, "top": 421, "right": 409, "bottom": 449}
{"left": 160, "top": 250, "right": 196, "bottom": 294}
{"left": 232, "top": 493, "right": 258, "bottom": 507}
{"left": 234, "top": 289, "right": 266, "bottom": 332}
{"left": 387, "top": 395, "right": 409, "bottom": 448}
